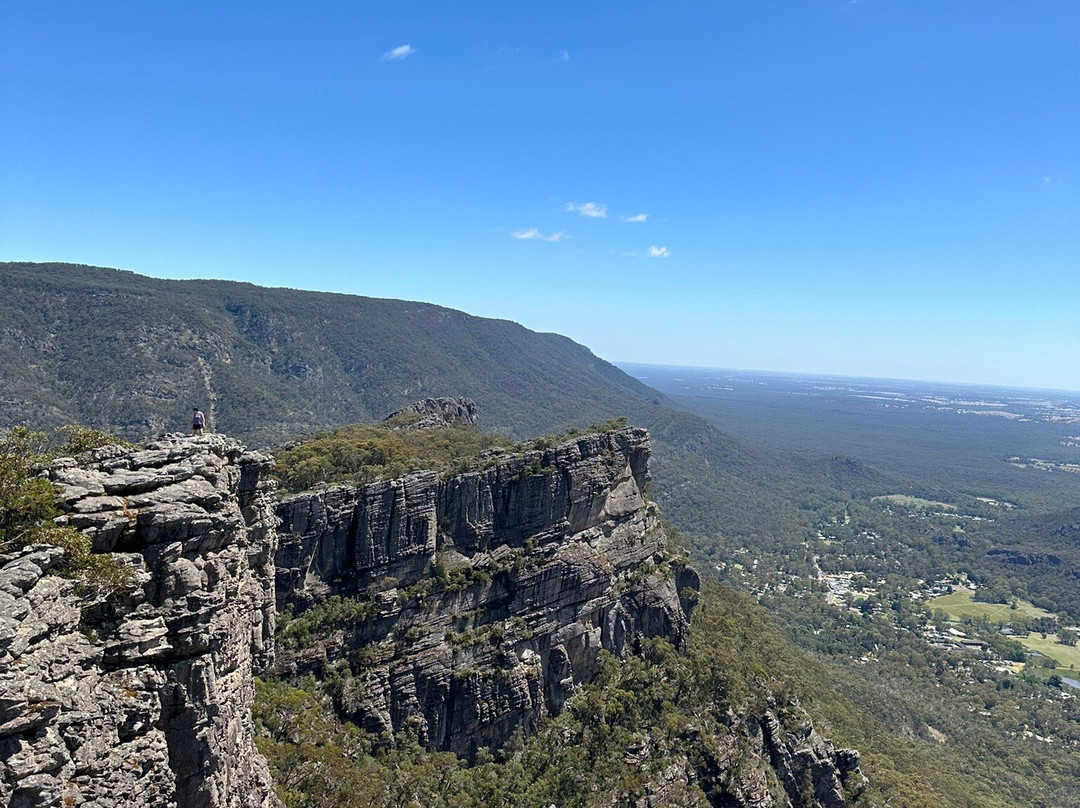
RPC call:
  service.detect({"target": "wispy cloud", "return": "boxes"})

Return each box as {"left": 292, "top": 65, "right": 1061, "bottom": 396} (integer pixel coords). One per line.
{"left": 512, "top": 228, "right": 565, "bottom": 242}
{"left": 622, "top": 213, "right": 648, "bottom": 223}
{"left": 558, "top": 49, "right": 570, "bottom": 63}
{"left": 383, "top": 44, "right": 416, "bottom": 61}
{"left": 565, "top": 201, "right": 607, "bottom": 218}
{"left": 647, "top": 246, "right": 670, "bottom": 258}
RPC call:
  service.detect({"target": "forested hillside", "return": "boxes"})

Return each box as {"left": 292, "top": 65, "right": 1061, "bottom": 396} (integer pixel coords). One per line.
{"left": 0, "top": 263, "right": 664, "bottom": 443}
{"left": 0, "top": 262, "right": 782, "bottom": 560}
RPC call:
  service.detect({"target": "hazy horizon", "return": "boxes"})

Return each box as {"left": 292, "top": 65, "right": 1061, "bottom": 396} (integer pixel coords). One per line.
{"left": 617, "top": 360, "right": 1080, "bottom": 397}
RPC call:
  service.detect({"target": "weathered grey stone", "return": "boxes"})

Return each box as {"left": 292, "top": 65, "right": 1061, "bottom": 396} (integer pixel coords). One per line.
{"left": 0, "top": 425, "right": 864, "bottom": 808}
{"left": 274, "top": 427, "right": 696, "bottom": 759}
{"left": 0, "top": 435, "right": 280, "bottom": 807}
{"left": 748, "top": 710, "right": 868, "bottom": 808}
{"left": 99, "top": 468, "right": 165, "bottom": 495}
{"left": 383, "top": 397, "right": 479, "bottom": 430}
{"left": 0, "top": 548, "right": 65, "bottom": 597}
{"left": 60, "top": 511, "right": 135, "bottom": 553}
{"left": 51, "top": 468, "right": 107, "bottom": 499}
{"left": 69, "top": 496, "right": 127, "bottom": 514}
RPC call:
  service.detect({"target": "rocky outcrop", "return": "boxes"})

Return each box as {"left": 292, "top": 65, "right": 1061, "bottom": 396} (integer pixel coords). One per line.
{"left": 0, "top": 426, "right": 866, "bottom": 807}
{"left": 274, "top": 427, "right": 697, "bottom": 758}
{"left": 757, "top": 710, "right": 866, "bottom": 808}
{"left": 382, "top": 397, "right": 479, "bottom": 430}
{"left": 0, "top": 545, "right": 174, "bottom": 808}
{"left": 986, "top": 548, "right": 1063, "bottom": 567}
{"left": 599, "top": 704, "right": 867, "bottom": 808}
{"left": 694, "top": 708, "right": 867, "bottom": 808}
{"left": 0, "top": 435, "right": 279, "bottom": 808}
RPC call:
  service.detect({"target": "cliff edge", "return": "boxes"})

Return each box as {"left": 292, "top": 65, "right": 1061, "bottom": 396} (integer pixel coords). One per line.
{"left": 274, "top": 427, "right": 699, "bottom": 757}
{"left": 0, "top": 425, "right": 867, "bottom": 808}
{"left": 0, "top": 435, "right": 279, "bottom": 808}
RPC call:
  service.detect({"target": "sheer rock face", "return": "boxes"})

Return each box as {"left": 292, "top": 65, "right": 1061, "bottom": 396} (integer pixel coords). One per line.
{"left": 0, "top": 427, "right": 865, "bottom": 807}
{"left": 275, "top": 427, "right": 698, "bottom": 758}
{"left": 0, "top": 435, "right": 280, "bottom": 808}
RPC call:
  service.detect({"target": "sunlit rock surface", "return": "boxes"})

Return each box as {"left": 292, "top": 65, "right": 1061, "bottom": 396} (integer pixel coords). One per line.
{"left": 0, "top": 435, "right": 279, "bottom": 808}
{"left": 274, "top": 427, "right": 698, "bottom": 757}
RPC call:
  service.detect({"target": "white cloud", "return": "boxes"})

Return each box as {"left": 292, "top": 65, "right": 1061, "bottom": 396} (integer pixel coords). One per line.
{"left": 565, "top": 201, "right": 607, "bottom": 218}
{"left": 622, "top": 213, "right": 648, "bottom": 223}
{"left": 558, "top": 49, "right": 570, "bottom": 62}
{"left": 512, "top": 228, "right": 565, "bottom": 242}
{"left": 647, "top": 246, "right": 670, "bottom": 258}
{"left": 383, "top": 44, "right": 416, "bottom": 61}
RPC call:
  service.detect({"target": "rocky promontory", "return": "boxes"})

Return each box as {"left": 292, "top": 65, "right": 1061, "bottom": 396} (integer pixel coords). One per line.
{"left": 0, "top": 424, "right": 868, "bottom": 808}
{"left": 382, "top": 396, "right": 480, "bottom": 430}
{"left": 0, "top": 435, "right": 279, "bottom": 808}
{"left": 274, "top": 427, "right": 699, "bottom": 757}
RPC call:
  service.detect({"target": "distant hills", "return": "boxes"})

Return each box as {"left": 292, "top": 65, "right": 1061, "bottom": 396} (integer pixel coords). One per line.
{"left": 0, "top": 262, "right": 667, "bottom": 444}
{"left": 0, "top": 262, "right": 796, "bottom": 542}
{"left": 0, "top": 261, "right": 904, "bottom": 544}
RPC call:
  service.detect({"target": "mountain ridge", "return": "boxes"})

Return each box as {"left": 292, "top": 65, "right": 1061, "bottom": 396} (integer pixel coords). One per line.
{"left": 0, "top": 262, "right": 666, "bottom": 444}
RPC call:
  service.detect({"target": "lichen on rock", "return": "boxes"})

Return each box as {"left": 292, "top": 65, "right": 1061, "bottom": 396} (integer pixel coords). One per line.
{"left": 0, "top": 434, "right": 280, "bottom": 808}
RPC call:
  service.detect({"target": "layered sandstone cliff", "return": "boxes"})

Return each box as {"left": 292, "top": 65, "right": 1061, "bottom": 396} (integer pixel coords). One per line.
{"left": 274, "top": 427, "right": 699, "bottom": 757}
{"left": 0, "top": 424, "right": 867, "bottom": 808}
{"left": 0, "top": 435, "right": 279, "bottom": 808}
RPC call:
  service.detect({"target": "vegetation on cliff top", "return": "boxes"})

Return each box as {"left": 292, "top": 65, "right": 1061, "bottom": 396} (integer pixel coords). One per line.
{"left": 271, "top": 416, "right": 630, "bottom": 494}
{"left": 0, "top": 426, "right": 133, "bottom": 593}
{"left": 271, "top": 424, "right": 512, "bottom": 493}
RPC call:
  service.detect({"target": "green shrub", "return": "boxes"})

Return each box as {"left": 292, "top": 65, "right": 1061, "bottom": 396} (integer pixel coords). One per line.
{"left": 56, "top": 424, "right": 132, "bottom": 455}
{"left": 0, "top": 426, "right": 134, "bottom": 595}
{"left": 277, "top": 596, "right": 376, "bottom": 649}
{"left": 272, "top": 424, "right": 514, "bottom": 494}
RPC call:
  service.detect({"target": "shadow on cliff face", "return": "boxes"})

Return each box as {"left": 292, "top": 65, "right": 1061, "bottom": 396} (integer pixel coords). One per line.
{"left": 273, "top": 426, "right": 698, "bottom": 759}
{"left": 1, "top": 434, "right": 280, "bottom": 808}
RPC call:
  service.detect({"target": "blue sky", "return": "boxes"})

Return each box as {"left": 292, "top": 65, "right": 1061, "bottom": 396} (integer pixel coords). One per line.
{"left": 2, "top": 2, "right": 1077, "bottom": 390}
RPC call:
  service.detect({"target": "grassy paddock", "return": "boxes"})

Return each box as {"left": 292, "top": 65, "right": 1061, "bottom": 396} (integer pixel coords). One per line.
{"left": 1020, "top": 634, "right": 1080, "bottom": 672}
{"left": 929, "top": 588, "right": 1080, "bottom": 668}
{"left": 929, "top": 587, "right": 1055, "bottom": 622}
{"left": 872, "top": 493, "right": 957, "bottom": 511}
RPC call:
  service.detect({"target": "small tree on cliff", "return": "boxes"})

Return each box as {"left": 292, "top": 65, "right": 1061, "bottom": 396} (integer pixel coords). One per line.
{"left": 0, "top": 426, "right": 132, "bottom": 594}
{"left": 0, "top": 427, "right": 60, "bottom": 548}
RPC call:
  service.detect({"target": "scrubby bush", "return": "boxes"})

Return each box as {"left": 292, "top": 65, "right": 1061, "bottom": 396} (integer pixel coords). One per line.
{"left": 0, "top": 427, "right": 59, "bottom": 547}
{"left": 0, "top": 426, "right": 134, "bottom": 595}
{"left": 56, "top": 424, "right": 132, "bottom": 455}
{"left": 272, "top": 424, "right": 514, "bottom": 493}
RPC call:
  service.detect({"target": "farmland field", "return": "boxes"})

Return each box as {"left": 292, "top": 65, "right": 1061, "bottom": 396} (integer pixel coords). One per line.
{"left": 872, "top": 494, "right": 957, "bottom": 511}
{"left": 1020, "top": 634, "right": 1080, "bottom": 672}
{"left": 929, "top": 587, "right": 1056, "bottom": 623}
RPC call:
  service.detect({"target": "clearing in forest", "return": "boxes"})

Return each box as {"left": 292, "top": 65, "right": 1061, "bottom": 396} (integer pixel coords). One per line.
{"left": 929, "top": 587, "right": 1055, "bottom": 623}
{"left": 872, "top": 494, "right": 957, "bottom": 512}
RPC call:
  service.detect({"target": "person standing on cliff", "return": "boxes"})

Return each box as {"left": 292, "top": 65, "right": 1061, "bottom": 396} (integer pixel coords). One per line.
{"left": 191, "top": 407, "right": 206, "bottom": 435}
